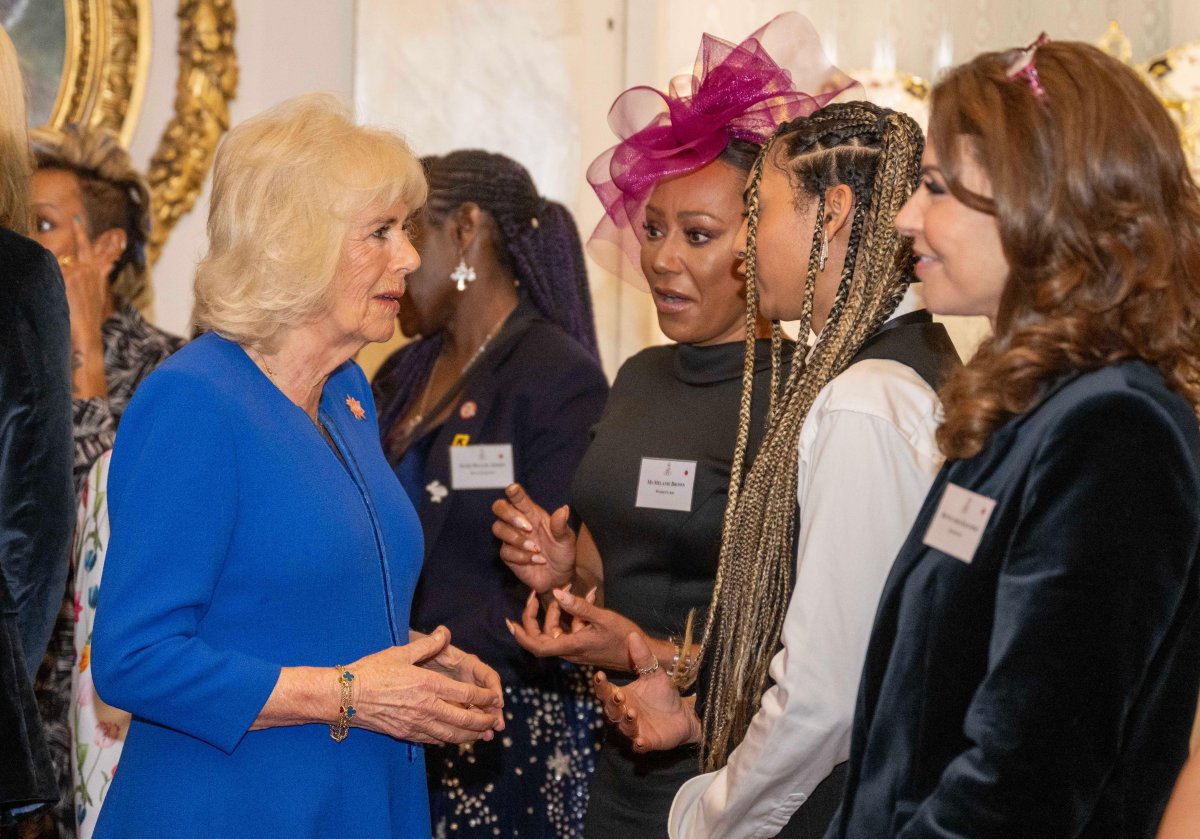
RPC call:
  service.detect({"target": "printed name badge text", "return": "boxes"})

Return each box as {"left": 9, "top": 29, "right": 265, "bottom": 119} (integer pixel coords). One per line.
{"left": 450, "top": 444, "right": 515, "bottom": 490}
{"left": 922, "top": 482, "right": 996, "bottom": 564}
{"left": 635, "top": 457, "right": 697, "bottom": 512}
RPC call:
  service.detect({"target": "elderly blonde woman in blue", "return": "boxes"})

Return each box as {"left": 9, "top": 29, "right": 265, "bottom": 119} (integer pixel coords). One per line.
{"left": 91, "top": 94, "right": 504, "bottom": 837}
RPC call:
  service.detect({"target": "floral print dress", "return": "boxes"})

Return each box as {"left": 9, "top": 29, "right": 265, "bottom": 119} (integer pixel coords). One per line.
{"left": 71, "top": 453, "right": 127, "bottom": 838}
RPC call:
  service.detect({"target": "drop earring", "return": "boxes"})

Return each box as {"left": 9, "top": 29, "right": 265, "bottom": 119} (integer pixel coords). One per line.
{"left": 818, "top": 214, "right": 831, "bottom": 271}
{"left": 450, "top": 253, "right": 476, "bottom": 292}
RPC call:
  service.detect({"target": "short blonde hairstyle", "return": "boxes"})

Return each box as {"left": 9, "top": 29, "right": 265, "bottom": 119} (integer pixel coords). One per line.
{"left": 193, "top": 93, "right": 427, "bottom": 348}
{"left": 32, "top": 124, "right": 155, "bottom": 309}
{"left": 0, "top": 23, "right": 31, "bottom": 233}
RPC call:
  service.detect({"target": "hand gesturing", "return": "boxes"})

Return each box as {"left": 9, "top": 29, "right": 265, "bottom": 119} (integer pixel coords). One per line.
{"left": 592, "top": 632, "right": 702, "bottom": 753}
{"left": 491, "top": 483, "right": 576, "bottom": 593}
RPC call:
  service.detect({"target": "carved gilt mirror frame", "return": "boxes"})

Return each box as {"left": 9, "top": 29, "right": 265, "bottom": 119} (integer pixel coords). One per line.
{"left": 35, "top": 0, "right": 237, "bottom": 262}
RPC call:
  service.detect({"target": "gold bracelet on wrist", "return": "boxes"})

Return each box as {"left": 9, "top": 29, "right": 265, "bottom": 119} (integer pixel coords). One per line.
{"left": 330, "top": 665, "right": 356, "bottom": 743}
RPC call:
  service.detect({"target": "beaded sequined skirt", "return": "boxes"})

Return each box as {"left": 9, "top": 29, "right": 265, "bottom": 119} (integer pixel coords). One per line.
{"left": 427, "top": 664, "right": 602, "bottom": 838}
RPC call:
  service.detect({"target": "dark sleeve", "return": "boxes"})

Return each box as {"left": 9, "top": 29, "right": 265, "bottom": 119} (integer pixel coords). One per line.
{"left": 898, "top": 390, "right": 1200, "bottom": 838}
{"left": 516, "top": 348, "right": 609, "bottom": 511}
{"left": 483, "top": 347, "right": 606, "bottom": 631}
{"left": 0, "top": 248, "right": 74, "bottom": 677}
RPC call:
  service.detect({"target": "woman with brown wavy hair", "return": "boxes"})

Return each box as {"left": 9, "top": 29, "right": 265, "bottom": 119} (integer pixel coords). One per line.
{"left": 826, "top": 37, "right": 1200, "bottom": 838}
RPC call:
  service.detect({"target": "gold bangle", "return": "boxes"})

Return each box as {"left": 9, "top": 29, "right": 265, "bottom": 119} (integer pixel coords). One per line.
{"left": 329, "top": 665, "right": 356, "bottom": 742}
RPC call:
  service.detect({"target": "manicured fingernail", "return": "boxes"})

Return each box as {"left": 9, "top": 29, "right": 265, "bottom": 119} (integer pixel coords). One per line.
{"left": 586, "top": 586, "right": 597, "bottom": 601}
{"left": 516, "top": 517, "right": 532, "bottom": 531}
{"left": 531, "top": 555, "right": 547, "bottom": 565}
{"left": 523, "top": 540, "right": 538, "bottom": 551}
{"left": 552, "top": 589, "right": 570, "bottom": 603}
{"left": 504, "top": 619, "right": 515, "bottom": 635}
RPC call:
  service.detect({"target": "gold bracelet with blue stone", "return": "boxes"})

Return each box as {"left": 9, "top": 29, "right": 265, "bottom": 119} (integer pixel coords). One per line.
{"left": 330, "top": 665, "right": 356, "bottom": 742}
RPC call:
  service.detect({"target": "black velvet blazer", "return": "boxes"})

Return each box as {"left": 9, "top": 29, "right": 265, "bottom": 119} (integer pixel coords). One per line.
{"left": 828, "top": 360, "right": 1200, "bottom": 839}
{"left": 0, "top": 227, "right": 72, "bottom": 818}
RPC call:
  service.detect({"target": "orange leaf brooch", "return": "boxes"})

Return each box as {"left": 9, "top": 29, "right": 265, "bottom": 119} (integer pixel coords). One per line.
{"left": 345, "top": 395, "right": 366, "bottom": 420}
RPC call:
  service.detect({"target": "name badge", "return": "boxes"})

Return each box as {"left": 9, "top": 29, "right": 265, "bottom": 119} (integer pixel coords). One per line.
{"left": 450, "top": 444, "right": 515, "bottom": 490}
{"left": 635, "top": 457, "right": 697, "bottom": 512}
{"left": 922, "top": 482, "right": 996, "bottom": 564}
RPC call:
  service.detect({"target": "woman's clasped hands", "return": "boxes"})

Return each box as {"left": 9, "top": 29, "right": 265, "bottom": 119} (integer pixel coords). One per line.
{"left": 347, "top": 626, "right": 504, "bottom": 745}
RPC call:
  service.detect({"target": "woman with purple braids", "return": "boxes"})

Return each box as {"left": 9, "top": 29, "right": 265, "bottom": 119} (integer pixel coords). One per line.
{"left": 372, "top": 149, "right": 608, "bottom": 838}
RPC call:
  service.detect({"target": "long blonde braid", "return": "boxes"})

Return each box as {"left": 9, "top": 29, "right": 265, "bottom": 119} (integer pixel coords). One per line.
{"left": 698, "top": 102, "right": 924, "bottom": 772}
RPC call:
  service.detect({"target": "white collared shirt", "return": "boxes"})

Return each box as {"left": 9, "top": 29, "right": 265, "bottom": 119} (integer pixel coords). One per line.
{"left": 669, "top": 285, "right": 945, "bottom": 839}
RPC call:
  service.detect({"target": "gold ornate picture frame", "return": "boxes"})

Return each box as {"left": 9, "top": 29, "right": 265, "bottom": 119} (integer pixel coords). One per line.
{"left": 143, "top": 0, "right": 238, "bottom": 262}
{"left": 5, "top": 0, "right": 236, "bottom": 261}
{"left": 48, "top": 0, "right": 151, "bottom": 145}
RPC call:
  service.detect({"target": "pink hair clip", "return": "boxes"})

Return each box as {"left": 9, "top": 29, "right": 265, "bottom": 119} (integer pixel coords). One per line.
{"left": 1006, "top": 32, "right": 1051, "bottom": 99}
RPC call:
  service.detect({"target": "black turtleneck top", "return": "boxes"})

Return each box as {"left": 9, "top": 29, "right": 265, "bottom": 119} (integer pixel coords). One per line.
{"left": 571, "top": 337, "right": 788, "bottom": 836}
{"left": 572, "top": 338, "right": 784, "bottom": 640}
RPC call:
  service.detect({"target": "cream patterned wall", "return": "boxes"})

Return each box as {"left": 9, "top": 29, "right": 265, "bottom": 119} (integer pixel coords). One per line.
{"left": 353, "top": 0, "right": 637, "bottom": 376}
{"left": 353, "top": 0, "right": 1200, "bottom": 377}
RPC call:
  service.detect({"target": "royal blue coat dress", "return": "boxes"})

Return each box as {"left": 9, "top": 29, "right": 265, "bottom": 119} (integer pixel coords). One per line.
{"left": 92, "top": 333, "right": 430, "bottom": 837}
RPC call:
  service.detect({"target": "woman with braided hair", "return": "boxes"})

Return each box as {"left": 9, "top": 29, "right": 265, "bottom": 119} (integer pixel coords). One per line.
{"left": 592, "top": 101, "right": 960, "bottom": 839}
{"left": 371, "top": 149, "right": 608, "bottom": 837}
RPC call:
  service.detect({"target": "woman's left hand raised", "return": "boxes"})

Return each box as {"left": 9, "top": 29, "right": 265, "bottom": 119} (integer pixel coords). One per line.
{"left": 505, "top": 587, "right": 660, "bottom": 672}
{"left": 59, "top": 214, "right": 110, "bottom": 398}
{"left": 593, "top": 631, "right": 701, "bottom": 753}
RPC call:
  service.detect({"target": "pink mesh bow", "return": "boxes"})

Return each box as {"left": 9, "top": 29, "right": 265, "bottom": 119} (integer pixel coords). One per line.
{"left": 1005, "top": 32, "right": 1051, "bottom": 99}
{"left": 586, "top": 13, "right": 858, "bottom": 286}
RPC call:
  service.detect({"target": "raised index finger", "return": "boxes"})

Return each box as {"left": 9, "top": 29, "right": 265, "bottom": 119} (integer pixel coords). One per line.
{"left": 69, "top": 214, "right": 94, "bottom": 261}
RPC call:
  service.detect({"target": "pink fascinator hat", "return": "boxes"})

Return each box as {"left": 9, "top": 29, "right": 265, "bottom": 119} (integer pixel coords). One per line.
{"left": 586, "top": 13, "right": 858, "bottom": 286}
